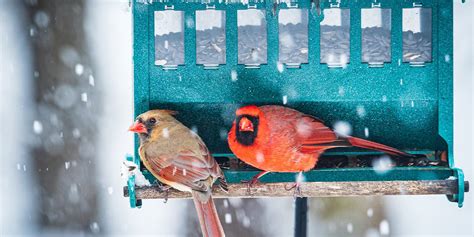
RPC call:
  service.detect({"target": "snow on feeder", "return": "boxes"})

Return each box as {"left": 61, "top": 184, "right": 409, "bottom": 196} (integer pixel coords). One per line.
{"left": 125, "top": 0, "right": 469, "bottom": 211}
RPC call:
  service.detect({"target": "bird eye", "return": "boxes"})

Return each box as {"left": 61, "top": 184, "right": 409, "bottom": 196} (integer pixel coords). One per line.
{"left": 149, "top": 118, "right": 157, "bottom": 124}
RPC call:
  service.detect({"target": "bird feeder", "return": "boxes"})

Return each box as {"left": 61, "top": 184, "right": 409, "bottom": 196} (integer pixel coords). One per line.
{"left": 125, "top": 0, "right": 469, "bottom": 210}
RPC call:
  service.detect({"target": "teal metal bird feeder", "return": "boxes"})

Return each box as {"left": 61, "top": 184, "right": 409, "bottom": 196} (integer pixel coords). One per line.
{"left": 124, "top": 0, "right": 469, "bottom": 210}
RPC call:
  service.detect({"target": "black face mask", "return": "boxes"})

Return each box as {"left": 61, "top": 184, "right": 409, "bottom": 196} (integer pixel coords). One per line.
{"left": 235, "top": 115, "right": 259, "bottom": 146}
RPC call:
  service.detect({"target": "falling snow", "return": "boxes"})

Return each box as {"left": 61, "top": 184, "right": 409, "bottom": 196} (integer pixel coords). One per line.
{"left": 75, "top": 64, "right": 84, "bottom": 75}
{"left": 88, "top": 75, "right": 95, "bottom": 86}
{"left": 364, "top": 127, "right": 370, "bottom": 138}
{"left": 191, "top": 126, "right": 199, "bottom": 136}
{"left": 338, "top": 86, "right": 345, "bottom": 96}
{"left": 228, "top": 198, "right": 243, "bottom": 208}
{"left": 277, "top": 62, "right": 284, "bottom": 73}
{"left": 340, "top": 53, "right": 349, "bottom": 69}
{"left": 33, "top": 120, "right": 43, "bottom": 134}
{"left": 219, "top": 128, "right": 228, "bottom": 141}
{"left": 356, "top": 105, "right": 366, "bottom": 118}
{"left": 444, "top": 54, "right": 451, "bottom": 62}
{"left": 367, "top": 208, "right": 374, "bottom": 217}
{"left": 230, "top": 70, "right": 238, "bottom": 82}
{"left": 54, "top": 84, "right": 78, "bottom": 109}
{"left": 65, "top": 161, "right": 70, "bottom": 170}
{"left": 107, "top": 187, "right": 114, "bottom": 195}
{"left": 69, "top": 183, "right": 80, "bottom": 203}
{"left": 333, "top": 121, "right": 352, "bottom": 137}
{"left": 34, "top": 11, "right": 50, "bottom": 28}
{"left": 296, "top": 120, "right": 312, "bottom": 138}
{"left": 347, "top": 223, "right": 353, "bottom": 233}
{"left": 365, "top": 228, "right": 380, "bottom": 237}
{"left": 162, "top": 128, "right": 170, "bottom": 138}
{"left": 185, "top": 16, "right": 194, "bottom": 28}
{"left": 72, "top": 128, "right": 81, "bottom": 138}
{"left": 121, "top": 161, "right": 151, "bottom": 187}
{"left": 372, "top": 156, "right": 394, "bottom": 175}
{"left": 256, "top": 152, "right": 265, "bottom": 163}
{"left": 90, "top": 222, "right": 100, "bottom": 234}
{"left": 225, "top": 213, "right": 232, "bottom": 224}
{"left": 379, "top": 219, "right": 390, "bottom": 235}
{"left": 242, "top": 216, "right": 251, "bottom": 228}
{"left": 282, "top": 95, "right": 288, "bottom": 105}
{"left": 296, "top": 172, "right": 305, "bottom": 183}
{"left": 81, "top": 92, "right": 88, "bottom": 102}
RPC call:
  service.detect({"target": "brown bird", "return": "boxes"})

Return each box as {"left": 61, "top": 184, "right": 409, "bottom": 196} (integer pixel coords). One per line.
{"left": 129, "top": 110, "right": 227, "bottom": 237}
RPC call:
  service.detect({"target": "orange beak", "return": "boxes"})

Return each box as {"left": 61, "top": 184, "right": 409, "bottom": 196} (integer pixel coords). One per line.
{"left": 239, "top": 117, "right": 254, "bottom": 132}
{"left": 129, "top": 121, "right": 147, "bottom": 134}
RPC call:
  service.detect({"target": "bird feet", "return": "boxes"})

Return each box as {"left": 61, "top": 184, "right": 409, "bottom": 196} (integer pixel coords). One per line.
{"left": 241, "top": 171, "right": 270, "bottom": 195}
{"left": 285, "top": 182, "right": 302, "bottom": 198}
{"left": 158, "top": 183, "right": 172, "bottom": 203}
{"left": 285, "top": 172, "right": 304, "bottom": 198}
{"left": 241, "top": 177, "right": 261, "bottom": 194}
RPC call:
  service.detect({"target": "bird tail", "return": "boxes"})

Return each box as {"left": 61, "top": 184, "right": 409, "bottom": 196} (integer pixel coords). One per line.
{"left": 192, "top": 191, "right": 225, "bottom": 237}
{"left": 346, "top": 136, "right": 414, "bottom": 157}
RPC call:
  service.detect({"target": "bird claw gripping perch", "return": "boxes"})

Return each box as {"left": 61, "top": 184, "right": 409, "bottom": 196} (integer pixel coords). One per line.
{"left": 284, "top": 182, "right": 303, "bottom": 198}
{"left": 241, "top": 171, "right": 270, "bottom": 195}
{"left": 241, "top": 178, "right": 260, "bottom": 195}
{"left": 285, "top": 172, "right": 304, "bottom": 198}
{"left": 158, "top": 183, "right": 172, "bottom": 203}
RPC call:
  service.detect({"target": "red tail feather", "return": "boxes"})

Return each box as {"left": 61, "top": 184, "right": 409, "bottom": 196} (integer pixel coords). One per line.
{"left": 192, "top": 192, "right": 224, "bottom": 237}
{"left": 346, "top": 136, "right": 413, "bottom": 157}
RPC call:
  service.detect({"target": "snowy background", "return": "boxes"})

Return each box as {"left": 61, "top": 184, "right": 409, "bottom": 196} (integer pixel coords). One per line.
{"left": 1, "top": 0, "right": 472, "bottom": 236}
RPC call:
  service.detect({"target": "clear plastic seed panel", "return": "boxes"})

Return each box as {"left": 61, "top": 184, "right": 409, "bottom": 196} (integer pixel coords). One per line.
{"left": 320, "top": 8, "right": 351, "bottom": 67}
{"left": 278, "top": 8, "right": 309, "bottom": 66}
{"left": 361, "top": 8, "right": 391, "bottom": 65}
{"left": 196, "top": 10, "right": 226, "bottom": 66}
{"left": 403, "top": 8, "right": 432, "bottom": 64}
{"left": 154, "top": 10, "right": 185, "bottom": 67}
{"left": 238, "top": 9, "right": 268, "bottom": 66}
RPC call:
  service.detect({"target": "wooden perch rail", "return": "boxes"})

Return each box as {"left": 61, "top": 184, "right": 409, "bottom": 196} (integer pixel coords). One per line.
{"left": 124, "top": 180, "right": 469, "bottom": 199}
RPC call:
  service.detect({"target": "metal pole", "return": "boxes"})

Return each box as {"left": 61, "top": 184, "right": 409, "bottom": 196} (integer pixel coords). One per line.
{"left": 294, "top": 197, "right": 308, "bottom": 237}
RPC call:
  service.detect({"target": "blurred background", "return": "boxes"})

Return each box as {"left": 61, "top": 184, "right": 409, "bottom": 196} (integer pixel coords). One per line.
{"left": 1, "top": 0, "right": 472, "bottom": 236}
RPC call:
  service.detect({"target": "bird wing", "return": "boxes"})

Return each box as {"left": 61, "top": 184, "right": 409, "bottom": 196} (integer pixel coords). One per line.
{"left": 142, "top": 138, "right": 221, "bottom": 193}
{"left": 294, "top": 115, "right": 342, "bottom": 153}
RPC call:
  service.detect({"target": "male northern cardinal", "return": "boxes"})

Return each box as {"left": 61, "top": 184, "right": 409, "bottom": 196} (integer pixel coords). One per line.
{"left": 129, "top": 110, "right": 227, "bottom": 237}
{"left": 228, "top": 105, "right": 413, "bottom": 185}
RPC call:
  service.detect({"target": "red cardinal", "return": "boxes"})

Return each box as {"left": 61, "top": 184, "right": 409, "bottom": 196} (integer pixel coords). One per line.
{"left": 228, "top": 105, "right": 413, "bottom": 184}
{"left": 129, "top": 110, "right": 227, "bottom": 237}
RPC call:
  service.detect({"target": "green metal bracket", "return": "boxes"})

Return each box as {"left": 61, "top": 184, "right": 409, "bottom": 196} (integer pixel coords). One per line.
{"left": 126, "top": 154, "right": 142, "bottom": 208}
{"left": 447, "top": 168, "right": 466, "bottom": 208}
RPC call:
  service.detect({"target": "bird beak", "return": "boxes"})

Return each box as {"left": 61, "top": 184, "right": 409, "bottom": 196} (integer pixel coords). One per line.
{"left": 129, "top": 121, "right": 147, "bottom": 134}
{"left": 239, "top": 117, "right": 254, "bottom": 132}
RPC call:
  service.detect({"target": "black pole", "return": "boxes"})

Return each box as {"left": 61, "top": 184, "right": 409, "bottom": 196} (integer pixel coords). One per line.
{"left": 294, "top": 197, "right": 308, "bottom": 237}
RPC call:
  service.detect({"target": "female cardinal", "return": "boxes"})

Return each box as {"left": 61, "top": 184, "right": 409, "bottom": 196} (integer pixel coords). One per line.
{"left": 129, "top": 110, "right": 227, "bottom": 237}
{"left": 228, "top": 105, "right": 413, "bottom": 185}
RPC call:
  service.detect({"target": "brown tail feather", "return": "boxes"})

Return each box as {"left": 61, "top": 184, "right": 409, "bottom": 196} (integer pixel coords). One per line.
{"left": 192, "top": 192, "right": 225, "bottom": 237}
{"left": 346, "top": 136, "right": 414, "bottom": 157}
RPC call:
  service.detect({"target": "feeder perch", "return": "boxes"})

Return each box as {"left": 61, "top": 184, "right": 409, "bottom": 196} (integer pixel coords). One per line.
{"left": 125, "top": 0, "right": 469, "bottom": 210}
